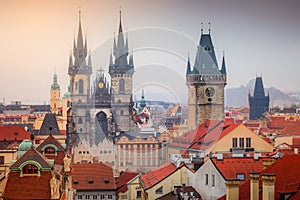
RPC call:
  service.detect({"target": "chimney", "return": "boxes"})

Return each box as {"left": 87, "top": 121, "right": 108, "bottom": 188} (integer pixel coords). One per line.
{"left": 263, "top": 159, "right": 275, "bottom": 169}
{"left": 294, "top": 148, "right": 298, "bottom": 154}
{"left": 249, "top": 172, "right": 260, "bottom": 200}
{"left": 262, "top": 174, "right": 276, "bottom": 200}
{"left": 225, "top": 178, "right": 240, "bottom": 200}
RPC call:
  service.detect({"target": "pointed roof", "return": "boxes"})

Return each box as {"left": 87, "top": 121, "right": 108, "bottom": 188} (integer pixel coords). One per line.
{"left": 76, "top": 10, "right": 84, "bottom": 50}
{"left": 140, "top": 89, "right": 146, "bottom": 108}
{"left": 88, "top": 49, "right": 92, "bottom": 68}
{"left": 36, "top": 135, "right": 65, "bottom": 152}
{"left": 186, "top": 53, "right": 192, "bottom": 75}
{"left": 51, "top": 69, "right": 60, "bottom": 90}
{"left": 193, "top": 32, "right": 220, "bottom": 74}
{"left": 220, "top": 52, "right": 227, "bottom": 74}
{"left": 38, "top": 113, "right": 61, "bottom": 135}
{"left": 11, "top": 147, "right": 52, "bottom": 169}
{"left": 253, "top": 76, "right": 266, "bottom": 97}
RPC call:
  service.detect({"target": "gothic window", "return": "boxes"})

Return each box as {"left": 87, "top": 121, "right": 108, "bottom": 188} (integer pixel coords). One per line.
{"left": 44, "top": 147, "right": 56, "bottom": 155}
{"left": 117, "top": 99, "right": 122, "bottom": 103}
{"left": 78, "top": 117, "right": 83, "bottom": 124}
{"left": 79, "top": 79, "right": 84, "bottom": 94}
{"left": 119, "top": 79, "right": 125, "bottom": 94}
{"left": 22, "top": 164, "right": 38, "bottom": 175}
{"left": 54, "top": 103, "right": 56, "bottom": 108}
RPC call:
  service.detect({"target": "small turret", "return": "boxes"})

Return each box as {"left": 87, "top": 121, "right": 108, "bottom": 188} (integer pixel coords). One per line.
{"left": 220, "top": 51, "right": 227, "bottom": 75}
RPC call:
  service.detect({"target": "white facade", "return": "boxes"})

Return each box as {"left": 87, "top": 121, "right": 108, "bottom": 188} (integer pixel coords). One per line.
{"left": 189, "top": 159, "right": 225, "bottom": 200}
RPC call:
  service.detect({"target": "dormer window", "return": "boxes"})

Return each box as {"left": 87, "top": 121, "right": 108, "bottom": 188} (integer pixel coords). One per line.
{"left": 204, "top": 45, "right": 211, "bottom": 52}
{"left": 22, "top": 164, "right": 38, "bottom": 175}
{"left": 44, "top": 147, "right": 56, "bottom": 155}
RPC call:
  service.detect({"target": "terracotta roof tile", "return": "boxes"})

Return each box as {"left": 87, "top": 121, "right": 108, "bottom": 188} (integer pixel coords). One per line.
{"left": 0, "top": 126, "right": 31, "bottom": 141}
{"left": 4, "top": 171, "right": 52, "bottom": 199}
{"left": 211, "top": 157, "right": 266, "bottom": 183}
{"left": 221, "top": 154, "right": 300, "bottom": 200}
{"left": 140, "top": 162, "right": 178, "bottom": 189}
{"left": 72, "top": 163, "right": 116, "bottom": 191}
{"left": 116, "top": 171, "right": 139, "bottom": 194}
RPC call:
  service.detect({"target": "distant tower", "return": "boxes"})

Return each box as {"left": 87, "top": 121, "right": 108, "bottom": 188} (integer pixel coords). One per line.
{"left": 68, "top": 10, "right": 92, "bottom": 136}
{"left": 109, "top": 10, "right": 134, "bottom": 132}
{"left": 249, "top": 76, "right": 270, "bottom": 120}
{"left": 140, "top": 89, "right": 146, "bottom": 109}
{"left": 50, "top": 70, "right": 61, "bottom": 115}
{"left": 186, "top": 26, "right": 227, "bottom": 130}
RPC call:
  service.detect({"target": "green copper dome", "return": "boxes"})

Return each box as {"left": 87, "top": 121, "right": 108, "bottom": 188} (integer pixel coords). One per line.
{"left": 17, "top": 139, "right": 32, "bottom": 158}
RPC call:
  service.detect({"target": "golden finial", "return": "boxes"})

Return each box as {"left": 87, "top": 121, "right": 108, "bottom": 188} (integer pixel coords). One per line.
{"left": 208, "top": 22, "right": 211, "bottom": 33}
{"left": 201, "top": 22, "right": 204, "bottom": 33}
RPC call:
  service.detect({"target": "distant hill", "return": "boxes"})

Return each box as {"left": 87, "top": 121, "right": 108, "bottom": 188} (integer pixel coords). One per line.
{"left": 226, "top": 81, "right": 299, "bottom": 107}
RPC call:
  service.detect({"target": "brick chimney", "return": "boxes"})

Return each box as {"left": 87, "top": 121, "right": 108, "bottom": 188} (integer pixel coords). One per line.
{"left": 263, "top": 159, "right": 275, "bottom": 169}
{"left": 262, "top": 174, "right": 276, "bottom": 200}
{"left": 225, "top": 178, "right": 240, "bottom": 200}
{"left": 249, "top": 172, "right": 260, "bottom": 200}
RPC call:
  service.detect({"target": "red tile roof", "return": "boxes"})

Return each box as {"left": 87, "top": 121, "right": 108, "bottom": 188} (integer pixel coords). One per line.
{"left": 4, "top": 170, "right": 52, "bottom": 199}
{"left": 140, "top": 162, "right": 180, "bottom": 190}
{"left": 168, "top": 120, "right": 221, "bottom": 149}
{"left": 116, "top": 171, "right": 140, "bottom": 194}
{"left": 211, "top": 157, "right": 268, "bottom": 183}
{"left": 219, "top": 154, "right": 300, "bottom": 200}
{"left": 0, "top": 126, "right": 31, "bottom": 141}
{"left": 189, "top": 122, "right": 240, "bottom": 151}
{"left": 72, "top": 163, "right": 116, "bottom": 191}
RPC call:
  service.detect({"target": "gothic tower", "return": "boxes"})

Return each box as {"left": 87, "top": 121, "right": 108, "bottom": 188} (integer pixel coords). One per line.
{"left": 186, "top": 27, "right": 227, "bottom": 130}
{"left": 68, "top": 10, "right": 92, "bottom": 136}
{"left": 249, "top": 76, "right": 269, "bottom": 120}
{"left": 109, "top": 11, "right": 134, "bottom": 132}
{"left": 50, "top": 70, "right": 61, "bottom": 115}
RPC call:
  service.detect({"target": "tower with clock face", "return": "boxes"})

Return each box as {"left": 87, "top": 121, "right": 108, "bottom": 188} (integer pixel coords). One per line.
{"left": 186, "top": 28, "right": 227, "bottom": 130}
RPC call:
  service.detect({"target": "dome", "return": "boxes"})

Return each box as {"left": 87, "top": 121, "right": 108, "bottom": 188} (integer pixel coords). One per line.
{"left": 63, "top": 91, "right": 70, "bottom": 98}
{"left": 17, "top": 139, "right": 32, "bottom": 158}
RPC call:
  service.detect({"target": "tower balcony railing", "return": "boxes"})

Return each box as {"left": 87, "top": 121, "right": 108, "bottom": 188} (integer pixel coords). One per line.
{"left": 186, "top": 74, "right": 227, "bottom": 85}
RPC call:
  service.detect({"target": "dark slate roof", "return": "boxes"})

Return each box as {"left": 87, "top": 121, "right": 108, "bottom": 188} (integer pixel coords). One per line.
{"left": 38, "top": 113, "right": 61, "bottom": 135}
{"left": 116, "top": 131, "right": 153, "bottom": 141}
{"left": 253, "top": 77, "right": 267, "bottom": 97}
{"left": 193, "top": 34, "right": 220, "bottom": 75}
{"left": 36, "top": 135, "right": 65, "bottom": 152}
{"left": 11, "top": 148, "right": 52, "bottom": 169}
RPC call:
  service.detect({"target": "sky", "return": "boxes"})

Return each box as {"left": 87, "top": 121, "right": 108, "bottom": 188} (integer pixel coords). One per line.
{"left": 0, "top": 0, "right": 300, "bottom": 105}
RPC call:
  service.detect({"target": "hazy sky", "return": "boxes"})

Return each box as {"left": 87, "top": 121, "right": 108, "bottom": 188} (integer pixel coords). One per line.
{"left": 0, "top": 0, "right": 300, "bottom": 104}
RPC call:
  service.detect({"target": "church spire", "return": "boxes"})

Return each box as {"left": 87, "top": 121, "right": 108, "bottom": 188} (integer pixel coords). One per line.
{"left": 140, "top": 89, "right": 146, "bottom": 108}
{"left": 186, "top": 53, "right": 192, "bottom": 75}
{"left": 88, "top": 49, "right": 92, "bottom": 68}
{"left": 109, "top": 50, "right": 113, "bottom": 66}
{"left": 220, "top": 51, "right": 227, "bottom": 75}
{"left": 77, "top": 9, "right": 84, "bottom": 50}
{"left": 51, "top": 68, "right": 60, "bottom": 90}
{"left": 68, "top": 49, "right": 73, "bottom": 68}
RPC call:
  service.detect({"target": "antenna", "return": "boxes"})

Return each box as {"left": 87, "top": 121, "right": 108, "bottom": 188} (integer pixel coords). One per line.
{"left": 208, "top": 22, "right": 211, "bottom": 34}
{"left": 201, "top": 22, "right": 204, "bottom": 34}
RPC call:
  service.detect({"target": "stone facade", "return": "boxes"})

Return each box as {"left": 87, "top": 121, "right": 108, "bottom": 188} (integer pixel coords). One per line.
{"left": 186, "top": 30, "right": 227, "bottom": 130}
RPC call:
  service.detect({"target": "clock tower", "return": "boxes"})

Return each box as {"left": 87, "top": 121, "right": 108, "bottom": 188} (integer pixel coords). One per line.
{"left": 186, "top": 27, "right": 227, "bottom": 130}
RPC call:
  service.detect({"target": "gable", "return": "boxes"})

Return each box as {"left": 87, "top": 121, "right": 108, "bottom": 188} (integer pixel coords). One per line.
{"left": 210, "top": 124, "right": 274, "bottom": 153}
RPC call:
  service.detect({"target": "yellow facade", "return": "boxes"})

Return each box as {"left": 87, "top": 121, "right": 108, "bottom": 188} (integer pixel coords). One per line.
{"left": 141, "top": 165, "right": 189, "bottom": 200}
{"left": 208, "top": 124, "right": 274, "bottom": 154}
{"left": 118, "top": 174, "right": 142, "bottom": 200}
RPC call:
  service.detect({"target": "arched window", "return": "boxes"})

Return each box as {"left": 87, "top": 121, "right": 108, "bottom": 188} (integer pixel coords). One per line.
{"left": 119, "top": 79, "right": 125, "bottom": 94}
{"left": 120, "top": 110, "right": 124, "bottom": 115}
{"left": 79, "top": 79, "right": 84, "bottom": 94}
{"left": 22, "top": 164, "right": 38, "bottom": 175}
{"left": 78, "top": 117, "right": 83, "bottom": 124}
{"left": 44, "top": 147, "right": 56, "bottom": 155}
